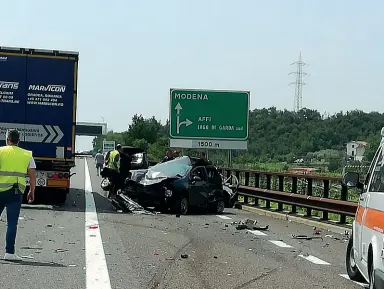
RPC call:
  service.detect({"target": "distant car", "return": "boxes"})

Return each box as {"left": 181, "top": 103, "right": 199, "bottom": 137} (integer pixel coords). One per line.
{"left": 122, "top": 156, "right": 237, "bottom": 215}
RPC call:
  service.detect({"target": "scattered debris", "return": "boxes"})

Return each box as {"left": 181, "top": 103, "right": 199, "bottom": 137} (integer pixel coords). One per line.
{"left": 325, "top": 234, "right": 349, "bottom": 242}
{"left": 68, "top": 264, "right": 77, "bottom": 267}
{"left": 214, "top": 256, "right": 218, "bottom": 259}
{"left": 88, "top": 225, "right": 98, "bottom": 229}
{"left": 20, "top": 246, "right": 43, "bottom": 250}
{"left": 112, "top": 194, "right": 154, "bottom": 215}
{"left": 314, "top": 228, "right": 322, "bottom": 235}
{"left": 55, "top": 249, "right": 69, "bottom": 253}
{"left": 165, "top": 257, "right": 175, "bottom": 261}
{"left": 46, "top": 225, "right": 53, "bottom": 228}
{"left": 234, "top": 219, "right": 269, "bottom": 231}
{"left": 292, "top": 234, "right": 323, "bottom": 240}
{"left": 181, "top": 254, "right": 188, "bottom": 259}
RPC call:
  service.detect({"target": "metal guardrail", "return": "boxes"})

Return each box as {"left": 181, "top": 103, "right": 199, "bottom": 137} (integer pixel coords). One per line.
{"left": 218, "top": 167, "right": 359, "bottom": 225}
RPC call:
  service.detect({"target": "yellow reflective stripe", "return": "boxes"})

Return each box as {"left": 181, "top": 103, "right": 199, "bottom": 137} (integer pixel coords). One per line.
{"left": 0, "top": 183, "right": 12, "bottom": 188}
{"left": 0, "top": 182, "right": 25, "bottom": 188}
{"left": 0, "top": 171, "right": 27, "bottom": 177}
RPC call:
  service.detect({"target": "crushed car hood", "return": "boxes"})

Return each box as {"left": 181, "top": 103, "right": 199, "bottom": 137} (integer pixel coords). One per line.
{"left": 136, "top": 156, "right": 192, "bottom": 186}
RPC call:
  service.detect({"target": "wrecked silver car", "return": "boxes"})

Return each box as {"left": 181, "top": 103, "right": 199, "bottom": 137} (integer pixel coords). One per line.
{"left": 121, "top": 156, "right": 238, "bottom": 215}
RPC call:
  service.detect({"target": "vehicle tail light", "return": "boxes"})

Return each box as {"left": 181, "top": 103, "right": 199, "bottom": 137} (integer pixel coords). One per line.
{"left": 64, "top": 173, "right": 69, "bottom": 179}
{"left": 58, "top": 173, "right": 63, "bottom": 179}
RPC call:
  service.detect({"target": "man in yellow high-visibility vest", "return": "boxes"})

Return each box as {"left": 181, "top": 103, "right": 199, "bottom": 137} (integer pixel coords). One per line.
{"left": 108, "top": 144, "right": 123, "bottom": 197}
{"left": 0, "top": 129, "right": 36, "bottom": 261}
{"left": 108, "top": 144, "right": 122, "bottom": 171}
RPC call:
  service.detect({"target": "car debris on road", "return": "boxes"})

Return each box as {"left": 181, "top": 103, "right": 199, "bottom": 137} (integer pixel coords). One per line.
{"left": 232, "top": 218, "right": 269, "bottom": 231}
{"left": 112, "top": 193, "right": 155, "bottom": 215}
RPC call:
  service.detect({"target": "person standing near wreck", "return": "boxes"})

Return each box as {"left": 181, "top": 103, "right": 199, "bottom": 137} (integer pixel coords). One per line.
{"left": 160, "top": 149, "right": 174, "bottom": 163}
{"left": 194, "top": 151, "right": 210, "bottom": 166}
{"left": 95, "top": 150, "right": 104, "bottom": 176}
{"left": 0, "top": 129, "right": 36, "bottom": 261}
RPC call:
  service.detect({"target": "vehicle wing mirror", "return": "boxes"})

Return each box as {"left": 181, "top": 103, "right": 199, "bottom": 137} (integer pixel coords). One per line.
{"left": 342, "top": 172, "right": 360, "bottom": 188}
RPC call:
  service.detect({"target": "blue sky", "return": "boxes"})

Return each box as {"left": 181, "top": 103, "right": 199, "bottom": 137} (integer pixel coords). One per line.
{"left": 2, "top": 0, "right": 383, "bottom": 150}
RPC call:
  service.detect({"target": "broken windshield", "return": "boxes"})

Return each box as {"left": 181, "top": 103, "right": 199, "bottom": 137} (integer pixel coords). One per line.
{"left": 145, "top": 156, "right": 192, "bottom": 179}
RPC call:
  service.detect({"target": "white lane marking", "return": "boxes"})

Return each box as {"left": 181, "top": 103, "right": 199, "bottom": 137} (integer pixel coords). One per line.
{"left": 216, "top": 215, "right": 232, "bottom": 220}
{"left": 85, "top": 160, "right": 112, "bottom": 289}
{"left": 298, "top": 254, "right": 330, "bottom": 265}
{"left": 339, "top": 274, "right": 367, "bottom": 287}
{"left": 247, "top": 229, "right": 267, "bottom": 236}
{"left": 269, "top": 240, "right": 293, "bottom": 248}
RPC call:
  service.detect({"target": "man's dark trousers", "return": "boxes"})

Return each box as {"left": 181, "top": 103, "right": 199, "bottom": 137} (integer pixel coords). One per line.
{"left": 0, "top": 189, "right": 23, "bottom": 254}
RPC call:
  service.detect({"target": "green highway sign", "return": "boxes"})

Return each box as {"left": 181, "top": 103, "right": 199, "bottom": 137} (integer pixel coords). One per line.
{"left": 169, "top": 89, "right": 250, "bottom": 140}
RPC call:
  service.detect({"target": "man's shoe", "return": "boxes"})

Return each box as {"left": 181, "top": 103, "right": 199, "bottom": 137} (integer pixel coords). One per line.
{"left": 4, "top": 253, "right": 22, "bottom": 261}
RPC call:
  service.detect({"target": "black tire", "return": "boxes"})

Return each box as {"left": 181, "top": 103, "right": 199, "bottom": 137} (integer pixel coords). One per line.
{"left": 172, "top": 197, "right": 189, "bottom": 215}
{"left": 215, "top": 199, "right": 225, "bottom": 214}
{"left": 346, "top": 236, "right": 365, "bottom": 282}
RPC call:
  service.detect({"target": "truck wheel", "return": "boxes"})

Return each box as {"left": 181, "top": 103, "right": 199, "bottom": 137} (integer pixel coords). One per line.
{"left": 346, "top": 236, "right": 364, "bottom": 282}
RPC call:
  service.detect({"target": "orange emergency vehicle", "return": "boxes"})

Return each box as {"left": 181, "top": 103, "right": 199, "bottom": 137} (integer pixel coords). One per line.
{"left": 344, "top": 128, "right": 384, "bottom": 289}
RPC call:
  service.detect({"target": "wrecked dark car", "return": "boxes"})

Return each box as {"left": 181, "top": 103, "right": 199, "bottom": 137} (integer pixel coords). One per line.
{"left": 122, "top": 156, "right": 237, "bottom": 215}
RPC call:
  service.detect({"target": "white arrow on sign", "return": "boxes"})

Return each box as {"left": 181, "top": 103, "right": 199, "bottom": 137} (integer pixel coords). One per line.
{"left": 52, "top": 126, "right": 64, "bottom": 144}
{"left": 175, "top": 102, "right": 182, "bottom": 115}
{"left": 176, "top": 117, "right": 193, "bottom": 134}
{"left": 0, "top": 122, "right": 64, "bottom": 143}
{"left": 45, "top": 125, "right": 56, "bottom": 143}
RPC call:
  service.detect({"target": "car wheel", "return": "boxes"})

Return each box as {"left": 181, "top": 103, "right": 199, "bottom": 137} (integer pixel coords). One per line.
{"left": 216, "top": 199, "right": 225, "bottom": 214}
{"left": 346, "top": 236, "right": 364, "bottom": 282}
{"left": 180, "top": 197, "right": 189, "bottom": 215}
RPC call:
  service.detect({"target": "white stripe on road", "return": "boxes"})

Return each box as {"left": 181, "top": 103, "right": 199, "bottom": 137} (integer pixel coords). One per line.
{"left": 339, "top": 274, "right": 367, "bottom": 287}
{"left": 298, "top": 254, "right": 330, "bottom": 265}
{"left": 85, "top": 160, "right": 112, "bottom": 289}
{"left": 248, "top": 229, "right": 268, "bottom": 236}
{"left": 269, "top": 240, "right": 293, "bottom": 248}
{"left": 216, "top": 215, "right": 232, "bottom": 220}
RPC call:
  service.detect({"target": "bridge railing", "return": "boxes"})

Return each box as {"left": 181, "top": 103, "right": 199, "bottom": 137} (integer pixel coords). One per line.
{"left": 218, "top": 167, "right": 360, "bottom": 225}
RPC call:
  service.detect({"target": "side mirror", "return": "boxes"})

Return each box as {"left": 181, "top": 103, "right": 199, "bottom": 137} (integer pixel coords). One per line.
{"left": 342, "top": 172, "right": 360, "bottom": 188}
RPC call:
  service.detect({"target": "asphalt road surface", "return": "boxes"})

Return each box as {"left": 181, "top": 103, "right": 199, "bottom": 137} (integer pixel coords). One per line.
{"left": 0, "top": 157, "right": 368, "bottom": 289}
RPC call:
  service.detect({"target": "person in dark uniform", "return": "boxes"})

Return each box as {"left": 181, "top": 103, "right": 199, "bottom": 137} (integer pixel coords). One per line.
{"left": 160, "top": 149, "right": 174, "bottom": 163}
{"left": 118, "top": 150, "right": 132, "bottom": 189}
{"left": 194, "top": 151, "right": 210, "bottom": 167}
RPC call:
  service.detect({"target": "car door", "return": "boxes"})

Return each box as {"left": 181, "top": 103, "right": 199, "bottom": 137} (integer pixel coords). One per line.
{"left": 359, "top": 145, "right": 384, "bottom": 275}
{"left": 188, "top": 166, "right": 209, "bottom": 207}
{"left": 206, "top": 166, "right": 223, "bottom": 192}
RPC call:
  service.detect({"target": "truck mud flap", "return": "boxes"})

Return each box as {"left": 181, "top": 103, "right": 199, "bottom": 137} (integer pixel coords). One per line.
{"left": 113, "top": 193, "right": 154, "bottom": 215}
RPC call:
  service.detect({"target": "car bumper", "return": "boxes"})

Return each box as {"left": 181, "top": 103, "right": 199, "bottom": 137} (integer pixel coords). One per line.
{"left": 375, "top": 269, "right": 384, "bottom": 289}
